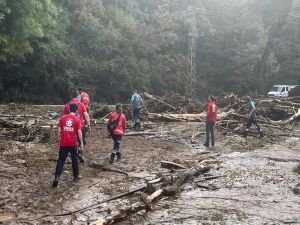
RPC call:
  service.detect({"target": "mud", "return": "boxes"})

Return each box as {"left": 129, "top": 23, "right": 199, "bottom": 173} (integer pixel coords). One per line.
{"left": 0, "top": 107, "right": 299, "bottom": 225}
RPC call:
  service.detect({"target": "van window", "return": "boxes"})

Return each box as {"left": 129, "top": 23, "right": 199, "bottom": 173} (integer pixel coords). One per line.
{"left": 270, "top": 86, "right": 279, "bottom": 91}
{"left": 281, "top": 87, "right": 285, "bottom": 92}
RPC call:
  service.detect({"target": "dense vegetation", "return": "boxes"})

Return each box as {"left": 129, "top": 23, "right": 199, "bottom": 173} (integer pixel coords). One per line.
{"left": 0, "top": 0, "right": 299, "bottom": 104}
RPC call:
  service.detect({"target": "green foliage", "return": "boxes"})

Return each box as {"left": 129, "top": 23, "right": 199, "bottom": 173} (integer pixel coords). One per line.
{"left": 0, "top": 0, "right": 299, "bottom": 103}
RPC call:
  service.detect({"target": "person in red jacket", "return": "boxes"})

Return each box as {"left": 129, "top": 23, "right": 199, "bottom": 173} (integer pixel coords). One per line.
{"left": 203, "top": 95, "right": 218, "bottom": 147}
{"left": 53, "top": 104, "right": 83, "bottom": 187}
{"left": 107, "top": 103, "right": 126, "bottom": 163}
{"left": 63, "top": 90, "right": 91, "bottom": 162}
{"left": 78, "top": 88, "right": 90, "bottom": 112}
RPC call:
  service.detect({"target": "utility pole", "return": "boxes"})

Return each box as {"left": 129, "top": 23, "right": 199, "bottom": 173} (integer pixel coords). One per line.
{"left": 184, "top": 8, "right": 202, "bottom": 98}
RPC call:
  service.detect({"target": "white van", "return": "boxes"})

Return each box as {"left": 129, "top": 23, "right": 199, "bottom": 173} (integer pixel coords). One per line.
{"left": 267, "top": 85, "right": 297, "bottom": 97}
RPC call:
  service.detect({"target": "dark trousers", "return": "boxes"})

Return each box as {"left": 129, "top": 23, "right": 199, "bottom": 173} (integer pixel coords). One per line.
{"left": 54, "top": 146, "right": 79, "bottom": 178}
{"left": 133, "top": 108, "right": 141, "bottom": 122}
{"left": 246, "top": 117, "right": 261, "bottom": 133}
{"left": 82, "top": 126, "right": 88, "bottom": 146}
{"left": 205, "top": 121, "right": 215, "bottom": 146}
{"left": 112, "top": 134, "right": 122, "bottom": 154}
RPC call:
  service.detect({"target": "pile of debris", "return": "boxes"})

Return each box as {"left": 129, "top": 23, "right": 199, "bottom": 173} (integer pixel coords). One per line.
{"left": 0, "top": 104, "right": 60, "bottom": 142}
{"left": 143, "top": 92, "right": 203, "bottom": 113}
{"left": 1, "top": 93, "right": 299, "bottom": 142}
{"left": 145, "top": 93, "right": 300, "bottom": 136}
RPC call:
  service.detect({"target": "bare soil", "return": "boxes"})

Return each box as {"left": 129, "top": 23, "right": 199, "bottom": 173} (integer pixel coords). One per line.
{"left": 0, "top": 108, "right": 299, "bottom": 225}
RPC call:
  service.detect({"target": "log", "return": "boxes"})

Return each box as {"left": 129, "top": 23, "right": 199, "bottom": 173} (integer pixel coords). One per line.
{"left": 143, "top": 92, "right": 176, "bottom": 110}
{"left": 259, "top": 98, "right": 300, "bottom": 107}
{"left": 125, "top": 131, "right": 160, "bottom": 136}
{"left": 160, "top": 161, "right": 188, "bottom": 170}
{"left": 196, "top": 183, "right": 218, "bottom": 190}
{"left": 97, "top": 166, "right": 211, "bottom": 225}
{"left": 269, "top": 108, "right": 300, "bottom": 125}
{"left": 229, "top": 112, "right": 294, "bottom": 129}
{"left": 0, "top": 114, "right": 43, "bottom": 118}
{"left": 147, "top": 111, "right": 232, "bottom": 122}
{"left": 42, "top": 178, "right": 163, "bottom": 218}
{"left": 88, "top": 163, "right": 129, "bottom": 176}
{"left": 194, "top": 175, "right": 226, "bottom": 183}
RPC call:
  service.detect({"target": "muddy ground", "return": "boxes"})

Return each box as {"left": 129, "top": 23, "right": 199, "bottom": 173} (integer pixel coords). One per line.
{"left": 0, "top": 107, "right": 299, "bottom": 225}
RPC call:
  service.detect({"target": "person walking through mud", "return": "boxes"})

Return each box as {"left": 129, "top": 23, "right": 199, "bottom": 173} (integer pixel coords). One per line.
{"left": 203, "top": 95, "right": 218, "bottom": 148}
{"left": 79, "top": 88, "right": 90, "bottom": 113}
{"left": 243, "top": 96, "right": 263, "bottom": 138}
{"left": 63, "top": 90, "right": 91, "bottom": 162}
{"left": 107, "top": 103, "right": 126, "bottom": 164}
{"left": 130, "top": 89, "right": 143, "bottom": 129}
{"left": 53, "top": 104, "right": 83, "bottom": 187}
{"left": 79, "top": 88, "right": 91, "bottom": 147}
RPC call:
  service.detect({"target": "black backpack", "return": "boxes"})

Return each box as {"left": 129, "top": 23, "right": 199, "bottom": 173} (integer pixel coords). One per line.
{"left": 107, "top": 114, "right": 121, "bottom": 134}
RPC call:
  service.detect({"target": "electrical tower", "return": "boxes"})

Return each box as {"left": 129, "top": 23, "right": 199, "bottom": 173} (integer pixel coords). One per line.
{"left": 184, "top": 11, "right": 200, "bottom": 98}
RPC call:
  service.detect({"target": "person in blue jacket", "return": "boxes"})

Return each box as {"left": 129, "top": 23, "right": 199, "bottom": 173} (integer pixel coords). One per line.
{"left": 130, "top": 90, "right": 143, "bottom": 129}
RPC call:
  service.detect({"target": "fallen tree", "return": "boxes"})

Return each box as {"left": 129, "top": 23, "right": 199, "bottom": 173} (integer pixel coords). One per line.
{"left": 147, "top": 110, "right": 233, "bottom": 122}
{"left": 96, "top": 165, "right": 211, "bottom": 225}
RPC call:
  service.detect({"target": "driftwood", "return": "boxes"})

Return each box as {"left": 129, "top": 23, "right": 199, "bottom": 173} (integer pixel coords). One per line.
{"left": 194, "top": 175, "right": 226, "bottom": 183}
{"left": 143, "top": 92, "right": 176, "bottom": 110}
{"left": 125, "top": 131, "right": 160, "bottom": 136}
{"left": 229, "top": 113, "right": 294, "bottom": 130}
{"left": 42, "top": 178, "right": 163, "bottom": 218}
{"left": 160, "top": 161, "right": 188, "bottom": 170}
{"left": 99, "top": 112, "right": 113, "bottom": 122}
{"left": 259, "top": 98, "right": 300, "bottom": 107}
{"left": 96, "top": 166, "right": 211, "bottom": 225}
{"left": 196, "top": 183, "right": 218, "bottom": 190}
{"left": 88, "top": 163, "right": 129, "bottom": 176}
{"left": 269, "top": 108, "right": 300, "bottom": 125}
{"left": 0, "top": 114, "right": 43, "bottom": 118}
{"left": 147, "top": 111, "right": 232, "bottom": 122}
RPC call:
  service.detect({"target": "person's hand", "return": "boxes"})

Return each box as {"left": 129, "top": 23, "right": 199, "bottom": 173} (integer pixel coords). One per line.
{"left": 80, "top": 143, "right": 84, "bottom": 149}
{"left": 88, "top": 125, "right": 91, "bottom": 132}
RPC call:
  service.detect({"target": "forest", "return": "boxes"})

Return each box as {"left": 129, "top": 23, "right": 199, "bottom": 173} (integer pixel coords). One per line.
{"left": 0, "top": 0, "right": 300, "bottom": 103}
{"left": 1, "top": 1, "right": 300, "bottom": 224}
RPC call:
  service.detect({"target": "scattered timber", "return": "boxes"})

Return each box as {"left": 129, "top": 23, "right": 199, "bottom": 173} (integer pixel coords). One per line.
{"left": 96, "top": 166, "right": 211, "bottom": 225}
{"left": 143, "top": 92, "right": 177, "bottom": 110}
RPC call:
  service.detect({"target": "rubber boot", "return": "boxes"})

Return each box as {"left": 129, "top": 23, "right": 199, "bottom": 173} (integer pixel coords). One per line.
{"left": 259, "top": 130, "right": 264, "bottom": 138}
{"left": 52, "top": 177, "right": 59, "bottom": 188}
{"left": 116, "top": 152, "right": 122, "bottom": 161}
{"left": 78, "top": 148, "right": 84, "bottom": 163}
{"left": 109, "top": 153, "right": 115, "bottom": 164}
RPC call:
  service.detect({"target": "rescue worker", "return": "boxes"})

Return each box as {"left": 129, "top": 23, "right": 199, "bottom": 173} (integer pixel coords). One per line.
{"left": 203, "top": 95, "right": 218, "bottom": 148}
{"left": 53, "top": 104, "right": 83, "bottom": 187}
{"left": 79, "top": 88, "right": 90, "bottom": 113}
{"left": 107, "top": 103, "right": 126, "bottom": 164}
{"left": 244, "top": 96, "right": 263, "bottom": 138}
{"left": 79, "top": 88, "right": 90, "bottom": 145}
{"left": 63, "top": 90, "right": 91, "bottom": 162}
{"left": 130, "top": 90, "right": 143, "bottom": 129}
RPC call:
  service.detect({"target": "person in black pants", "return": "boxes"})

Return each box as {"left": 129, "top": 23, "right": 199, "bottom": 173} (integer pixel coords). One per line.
{"left": 53, "top": 104, "right": 83, "bottom": 187}
{"left": 244, "top": 96, "right": 263, "bottom": 138}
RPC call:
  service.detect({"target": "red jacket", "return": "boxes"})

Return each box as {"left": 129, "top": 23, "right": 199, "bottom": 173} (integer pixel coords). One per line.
{"left": 207, "top": 102, "right": 217, "bottom": 122}
{"left": 63, "top": 98, "right": 87, "bottom": 127}
{"left": 58, "top": 114, "right": 82, "bottom": 147}
{"left": 81, "top": 92, "right": 89, "bottom": 109}
{"left": 107, "top": 112, "right": 126, "bottom": 135}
